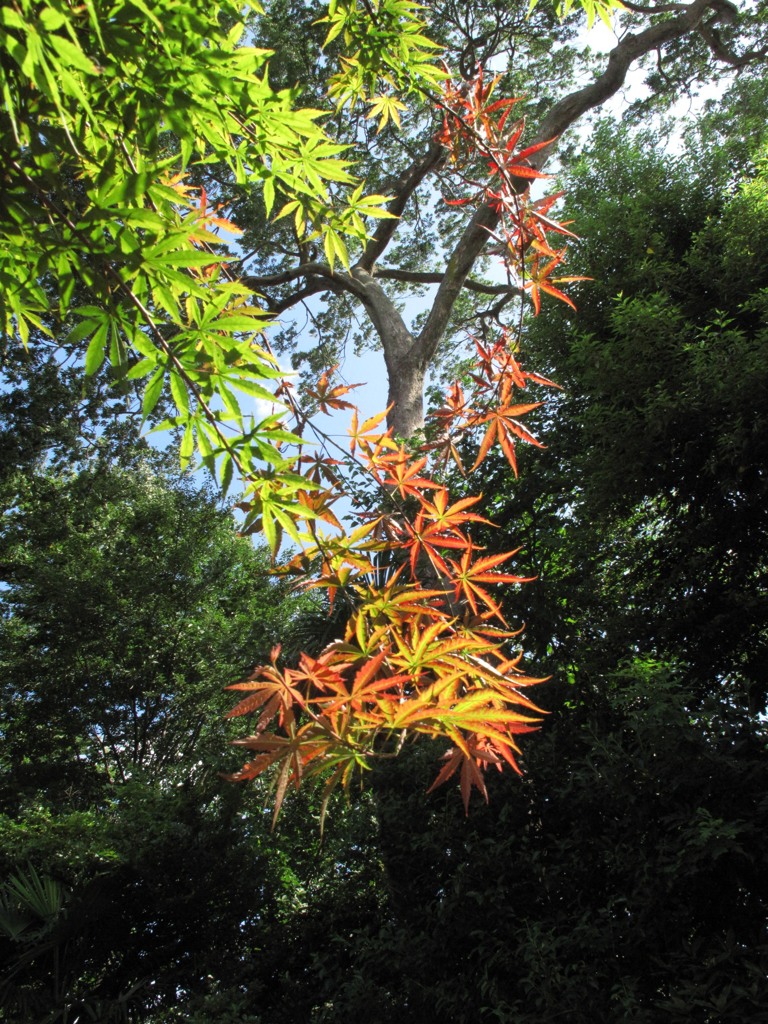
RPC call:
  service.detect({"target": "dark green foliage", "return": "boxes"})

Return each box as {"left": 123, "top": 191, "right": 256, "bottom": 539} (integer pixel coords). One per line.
{"left": 0, "top": 463, "right": 286, "bottom": 802}
{"left": 490, "top": 83, "right": 768, "bottom": 708}
{"left": 196, "top": 669, "right": 766, "bottom": 1024}
{"left": 0, "top": 454, "right": 314, "bottom": 1021}
{"left": 357, "top": 667, "right": 768, "bottom": 1024}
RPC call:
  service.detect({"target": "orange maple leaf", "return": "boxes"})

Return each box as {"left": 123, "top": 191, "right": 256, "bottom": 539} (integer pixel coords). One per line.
{"left": 306, "top": 365, "right": 363, "bottom": 414}
{"left": 404, "top": 489, "right": 489, "bottom": 579}
{"left": 470, "top": 402, "right": 544, "bottom": 475}
{"left": 524, "top": 248, "right": 591, "bottom": 315}
{"left": 348, "top": 406, "right": 396, "bottom": 457}
{"left": 446, "top": 543, "right": 533, "bottom": 620}
{"left": 375, "top": 445, "right": 440, "bottom": 500}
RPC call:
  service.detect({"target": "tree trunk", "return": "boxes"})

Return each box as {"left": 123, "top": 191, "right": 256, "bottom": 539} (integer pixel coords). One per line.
{"left": 351, "top": 266, "right": 428, "bottom": 437}
{"left": 385, "top": 350, "right": 426, "bottom": 439}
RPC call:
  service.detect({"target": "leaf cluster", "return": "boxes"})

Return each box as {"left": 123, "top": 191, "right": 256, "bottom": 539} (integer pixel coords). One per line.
{"left": 229, "top": 325, "right": 564, "bottom": 822}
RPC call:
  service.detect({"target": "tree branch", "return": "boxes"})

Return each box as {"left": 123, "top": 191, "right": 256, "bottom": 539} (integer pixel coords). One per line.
{"left": 376, "top": 267, "right": 522, "bottom": 297}
{"left": 413, "top": 0, "right": 746, "bottom": 371}
{"left": 243, "top": 261, "right": 369, "bottom": 314}
{"left": 698, "top": 18, "right": 767, "bottom": 67}
{"left": 357, "top": 140, "right": 447, "bottom": 271}
{"left": 620, "top": 1, "right": 687, "bottom": 13}
{"left": 534, "top": 0, "right": 734, "bottom": 145}
{"left": 271, "top": 281, "right": 338, "bottom": 317}
{"left": 243, "top": 262, "right": 344, "bottom": 289}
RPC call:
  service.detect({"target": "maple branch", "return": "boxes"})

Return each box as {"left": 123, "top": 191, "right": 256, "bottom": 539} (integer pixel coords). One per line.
{"left": 357, "top": 140, "right": 447, "bottom": 272}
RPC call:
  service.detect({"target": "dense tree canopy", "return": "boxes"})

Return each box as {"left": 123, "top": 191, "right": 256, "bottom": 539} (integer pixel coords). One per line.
{"left": 0, "top": 447, "right": 317, "bottom": 1020}
{"left": 241, "top": 0, "right": 768, "bottom": 435}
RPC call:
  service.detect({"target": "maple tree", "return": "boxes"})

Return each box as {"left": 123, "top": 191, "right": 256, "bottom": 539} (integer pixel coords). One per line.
{"left": 3, "top": 80, "right": 768, "bottom": 1022}
{"left": 223, "top": 69, "right": 599, "bottom": 819}
{"left": 221, "top": 0, "right": 764, "bottom": 817}
{"left": 2, "top": 0, "right": 766, "bottom": 821}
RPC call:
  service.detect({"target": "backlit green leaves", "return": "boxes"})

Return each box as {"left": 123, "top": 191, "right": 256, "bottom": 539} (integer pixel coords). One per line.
{"left": 320, "top": 0, "right": 447, "bottom": 119}
{"left": 529, "top": 0, "right": 626, "bottom": 28}
{"left": 1, "top": 0, "right": 432, "bottom": 504}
